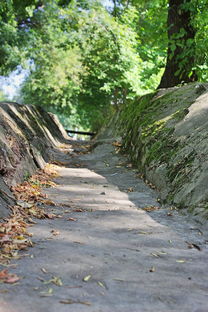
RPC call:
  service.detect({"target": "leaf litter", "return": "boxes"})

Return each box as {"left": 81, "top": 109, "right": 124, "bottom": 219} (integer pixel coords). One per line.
{"left": 42, "top": 276, "right": 63, "bottom": 286}
{"left": 0, "top": 164, "right": 59, "bottom": 280}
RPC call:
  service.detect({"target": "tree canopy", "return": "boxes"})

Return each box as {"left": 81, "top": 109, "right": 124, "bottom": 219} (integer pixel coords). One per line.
{"left": 0, "top": 0, "right": 208, "bottom": 130}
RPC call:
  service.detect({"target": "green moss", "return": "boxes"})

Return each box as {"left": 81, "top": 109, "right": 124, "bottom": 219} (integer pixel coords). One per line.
{"left": 112, "top": 82, "right": 207, "bottom": 209}
{"left": 145, "top": 128, "right": 177, "bottom": 164}
{"left": 171, "top": 109, "right": 189, "bottom": 121}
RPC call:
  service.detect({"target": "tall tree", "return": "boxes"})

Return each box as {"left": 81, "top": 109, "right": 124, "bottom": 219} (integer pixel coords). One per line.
{"left": 158, "top": 0, "right": 197, "bottom": 88}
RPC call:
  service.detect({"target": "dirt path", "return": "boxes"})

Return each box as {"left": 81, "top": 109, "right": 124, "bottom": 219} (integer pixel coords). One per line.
{"left": 1, "top": 140, "right": 208, "bottom": 312}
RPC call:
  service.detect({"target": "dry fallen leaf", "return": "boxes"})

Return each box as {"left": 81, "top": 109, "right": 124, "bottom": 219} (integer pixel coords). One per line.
{"left": 0, "top": 235, "right": 11, "bottom": 243}
{"left": 73, "top": 241, "right": 85, "bottom": 245}
{"left": 112, "top": 141, "right": 122, "bottom": 147}
{"left": 83, "top": 275, "right": 91, "bottom": 282}
{"left": 67, "top": 217, "right": 77, "bottom": 222}
{"left": 149, "top": 266, "right": 156, "bottom": 272}
{"left": 60, "top": 299, "right": 91, "bottom": 306}
{"left": 5, "top": 275, "right": 20, "bottom": 284}
{"left": 0, "top": 269, "right": 9, "bottom": 280}
{"left": 97, "top": 281, "right": 106, "bottom": 288}
{"left": 16, "top": 201, "right": 34, "bottom": 209}
{"left": 0, "top": 269, "right": 20, "bottom": 284}
{"left": 43, "top": 276, "right": 63, "bottom": 286}
{"left": 137, "top": 231, "right": 153, "bottom": 235}
{"left": 151, "top": 253, "right": 160, "bottom": 258}
{"left": 143, "top": 206, "right": 160, "bottom": 212}
{"left": 40, "top": 287, "right": 54, "bottom": 297}
{"left": 44, "top": 213, "right": 57, "bottom": 219}
{"left": 158, "top": 251, "right": 167, "bottom": 255}
{"left": 72, "top": 208, "right": 85, "bottom": 212}
{"left": 61, "top": 203, "right": 72, "bottom": 208}
{"left": 51, "top": 230, "right": 60, "bottom": 236}
{"left": 42, "top": 200, "right": 56, "bottom": 206}
{"left": 127, "top": 187, "right": 134, "bottom": 193}
{"left": 186, "top": 241, "right": 201, "bottom": 251}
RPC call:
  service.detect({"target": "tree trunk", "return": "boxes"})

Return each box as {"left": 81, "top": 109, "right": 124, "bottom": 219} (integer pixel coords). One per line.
{"left": 158, "top": 0, "right": 197, "bottom": 88}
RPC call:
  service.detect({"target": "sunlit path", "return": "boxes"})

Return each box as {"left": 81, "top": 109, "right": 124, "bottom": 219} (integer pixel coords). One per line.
{"left": 0, "top": 140, "right": 208, "bottom": 312}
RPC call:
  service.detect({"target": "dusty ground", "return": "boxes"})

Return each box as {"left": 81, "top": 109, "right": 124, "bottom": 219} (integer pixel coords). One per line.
{"left": 0, "top": 139, "right": 208, "bottom": 312}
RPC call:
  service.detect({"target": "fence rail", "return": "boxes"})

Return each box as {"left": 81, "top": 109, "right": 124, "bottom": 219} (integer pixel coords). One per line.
{"left": 65, "top": 129, "right": 96, "bottom": 136}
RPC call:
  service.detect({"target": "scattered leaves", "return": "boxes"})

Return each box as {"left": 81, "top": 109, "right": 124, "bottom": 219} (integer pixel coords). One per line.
{"left": 0, "top": 212, "right": 32, "bottom": 265}
{"left": 43, "top": 276, "right": 63, "bottom": 286}
{"left": 112, "top": 141, "right": 122, "bottom": 147}
{"left": 143, "top": 206, "right": 160, "bottom": 212}
{"left": 0, "top": 164, "right": 59, "bottom": 266}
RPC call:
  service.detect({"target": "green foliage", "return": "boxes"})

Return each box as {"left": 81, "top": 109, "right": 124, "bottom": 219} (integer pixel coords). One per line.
{"left": 0, "top": 90, "right": 6, "bottom": 101}
{"left": 20, "top": 1, "right": 158, "bottom": 130}
{"left": 1, "top": 0, "right": 208, "bottom": 130}
{"left": 194, "top": 0, "right": 208, "bottom": 80}
{"left": 0, "top": 0, "right": 37, "bottom": 75}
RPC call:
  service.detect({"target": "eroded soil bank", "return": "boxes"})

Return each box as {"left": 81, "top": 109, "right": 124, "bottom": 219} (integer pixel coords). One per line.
{"left": 0, "top": 139, "right": 208, "bottom": 312}
{"left": 0, "top": 102, "right": 69, "bottom": 218}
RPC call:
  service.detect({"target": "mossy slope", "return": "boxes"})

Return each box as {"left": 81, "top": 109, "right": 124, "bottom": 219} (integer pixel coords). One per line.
{"left": 115, "top": 83, "right": 208, "bottom": 217}
{"left": 0, "top": 102, "right": 69, "bottom": 218}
